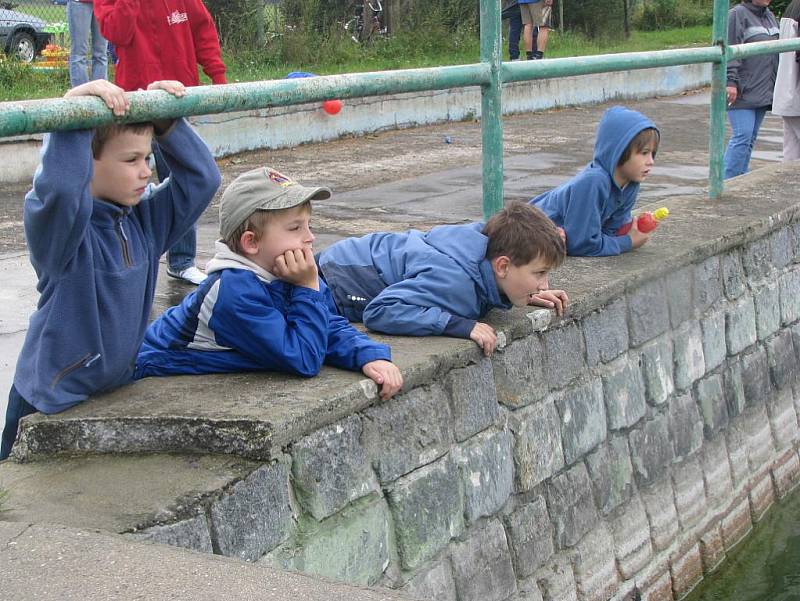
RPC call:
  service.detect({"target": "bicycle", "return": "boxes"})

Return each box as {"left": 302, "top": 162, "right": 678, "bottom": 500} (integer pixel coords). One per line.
{"left": 344, "top": 0, "right": 388, "bottom": 44}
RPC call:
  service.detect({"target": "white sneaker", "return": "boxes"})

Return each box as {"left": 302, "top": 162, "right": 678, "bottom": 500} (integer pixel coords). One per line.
{"left": 167, "top": 265, "right": 207, "bottom": 286}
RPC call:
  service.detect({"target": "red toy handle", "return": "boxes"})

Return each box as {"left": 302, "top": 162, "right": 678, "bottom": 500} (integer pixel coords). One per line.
{"left": 616, "top": 208, "right": 669, "bottom": 236}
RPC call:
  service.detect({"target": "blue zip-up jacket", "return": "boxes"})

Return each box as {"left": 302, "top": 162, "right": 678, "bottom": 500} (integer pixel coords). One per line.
{"left": 135, "top": 242, "right": 391, "bottom": 378}
{"left": 14, "top": 119, "right": 221, "bottom": 414}
{"left": 530, "top": 106, "right": 658, "bottom": 257}
{"left": 317, "top": 222, "right": 511, "bottom": 338}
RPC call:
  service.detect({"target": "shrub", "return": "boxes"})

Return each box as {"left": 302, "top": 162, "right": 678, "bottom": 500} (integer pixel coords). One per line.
{"left": 565, "top": 0, "right": 627, "bottom": 40}
{"left": 633, "top": 0, "right": 713, "bottom": 31}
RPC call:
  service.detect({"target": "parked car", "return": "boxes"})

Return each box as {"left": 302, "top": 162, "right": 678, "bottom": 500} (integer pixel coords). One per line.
{"left": 0, "top": 4, "right": 52, "bottom": 63}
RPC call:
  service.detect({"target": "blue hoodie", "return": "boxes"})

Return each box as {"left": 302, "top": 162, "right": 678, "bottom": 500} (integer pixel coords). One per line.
{"left": 14, "top": 119, "right": 221, "bottom": 414}
{"left": 136, "top": 242, "right": 391, "bottom": 378}
{"left": 317, "top": 222, "right": 511, "bottom": 338}
{"left": 530, "top": 106, "right": 658, "bottom": 257}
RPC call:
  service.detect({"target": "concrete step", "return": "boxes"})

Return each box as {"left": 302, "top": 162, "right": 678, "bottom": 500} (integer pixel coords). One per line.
{"left": 0, "top": 522, "right": 418, "bottom": 601}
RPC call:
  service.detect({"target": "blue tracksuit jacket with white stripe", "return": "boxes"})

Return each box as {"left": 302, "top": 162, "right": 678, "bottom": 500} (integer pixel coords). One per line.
{"left": 135, "top": 242, "right": 391, "bottom": 378}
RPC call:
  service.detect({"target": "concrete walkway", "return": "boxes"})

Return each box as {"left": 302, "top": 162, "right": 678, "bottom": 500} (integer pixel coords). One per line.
{"left": 0, "top": 522, "right": 416, "bottom": 601}
{"left": 0, "top": 89, "right": 785, "bottom": 432}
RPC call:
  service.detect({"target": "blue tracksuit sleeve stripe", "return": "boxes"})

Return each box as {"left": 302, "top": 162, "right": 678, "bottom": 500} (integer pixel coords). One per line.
{"left": 210, "top": 276, "right": 330, "bottom": 377}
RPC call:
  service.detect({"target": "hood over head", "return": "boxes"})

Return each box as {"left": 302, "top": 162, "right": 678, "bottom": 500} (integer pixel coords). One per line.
{"left": 592, "top": 106, "right": 659, "bottom": 187}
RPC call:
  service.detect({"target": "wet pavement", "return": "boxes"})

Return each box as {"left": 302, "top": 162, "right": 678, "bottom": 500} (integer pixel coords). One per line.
{"left": 0, "top": 89, "right": 786, "bottom": 427}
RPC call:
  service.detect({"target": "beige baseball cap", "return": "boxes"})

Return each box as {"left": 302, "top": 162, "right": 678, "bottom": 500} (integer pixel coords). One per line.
{"left": 219, "top": 166, "right": 331, "bottom": 240}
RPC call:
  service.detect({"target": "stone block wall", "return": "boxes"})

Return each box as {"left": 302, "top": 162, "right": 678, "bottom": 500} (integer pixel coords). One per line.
{"left": 136, "top": 222, "right": 800, "bottom": 601}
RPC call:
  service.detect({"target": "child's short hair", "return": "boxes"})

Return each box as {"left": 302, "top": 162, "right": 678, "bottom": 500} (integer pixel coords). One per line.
{"left": 618, "top": 128, "right": 660, "bottom": 166}
{"left": 91, "top": 122, "right": 154, "bottom": 159}
{"left": 223, "top": 201, "right": 310, "bottom": 255}
{"left": 483, "top": 202, "right": 566, "bottom": 268}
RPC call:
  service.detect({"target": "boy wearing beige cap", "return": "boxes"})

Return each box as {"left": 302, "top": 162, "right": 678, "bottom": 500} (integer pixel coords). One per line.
{"left": 135, "top": 166, "right": 403, "bottom": 401}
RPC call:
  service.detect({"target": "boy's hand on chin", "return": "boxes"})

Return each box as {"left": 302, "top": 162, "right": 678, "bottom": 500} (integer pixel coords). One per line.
{"left": 273, "top": 247, "right": 319, "bottom": 291}
{"left": 470, "top": 322, "right": 497, "bottom": 357}
{"left": 529, "top": 289, "right": 569, "bottom": 315}
{"left": 362, "top": 360, "right": 403, "bottom": 401}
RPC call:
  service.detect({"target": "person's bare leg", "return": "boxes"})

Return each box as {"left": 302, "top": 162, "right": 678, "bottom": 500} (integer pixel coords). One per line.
{"left": 523, "top": 23, "right": 533, "bottom": 54}
{"left": 536, "top": 27, "right": 549, "bottom": 53}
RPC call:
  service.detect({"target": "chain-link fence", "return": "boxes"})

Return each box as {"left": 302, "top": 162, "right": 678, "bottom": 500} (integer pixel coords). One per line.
{"left": 1, "top": 0, "right": 69, "bottom": 63}
{"left": 3, "top": 0, "right": 66, "bottom": 20}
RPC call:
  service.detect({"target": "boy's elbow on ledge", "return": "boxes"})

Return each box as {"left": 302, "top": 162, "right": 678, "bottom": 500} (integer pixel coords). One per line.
{"left": 287, "top": 358, "right": 325, "bottom": 379}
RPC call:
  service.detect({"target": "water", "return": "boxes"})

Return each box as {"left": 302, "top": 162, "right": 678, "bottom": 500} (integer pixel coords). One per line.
{"left": 686, "top": 487, "right": 800, "bottom": 601}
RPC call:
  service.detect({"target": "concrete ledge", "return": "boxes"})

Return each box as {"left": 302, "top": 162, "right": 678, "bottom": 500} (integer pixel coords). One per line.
{"left": 11, "top": 163, "right": 799, "bottom": 461}
{"left": 0, "top": 63, "right": 710, "bottom": 183}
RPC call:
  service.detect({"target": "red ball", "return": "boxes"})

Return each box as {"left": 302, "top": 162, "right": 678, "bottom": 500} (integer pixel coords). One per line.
{"left": 322, "top": 99, "right": 342, "bottom": 115}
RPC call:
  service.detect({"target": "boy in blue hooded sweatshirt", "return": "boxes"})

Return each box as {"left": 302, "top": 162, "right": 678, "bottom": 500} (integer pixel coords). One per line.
{"left": 1, "top": 79, "right": 222, "bottom": 460}
{"left": 135, "top": 167, "right": 403, "bottom": 402}
{"left": 317, "top": 202, "right": 568, "bottom": 357}
{"left": 530, "top": 106, "right": 660, "bottom": 257}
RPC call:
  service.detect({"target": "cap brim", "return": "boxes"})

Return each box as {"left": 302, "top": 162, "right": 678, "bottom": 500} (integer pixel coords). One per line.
{"left": 259, "top": 185, "right": 332, "bottom": 211}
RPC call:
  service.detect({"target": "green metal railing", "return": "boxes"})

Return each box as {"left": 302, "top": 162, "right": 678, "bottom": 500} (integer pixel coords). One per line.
{"left": 2, "top": 0, "right": 800, "bottom": 217}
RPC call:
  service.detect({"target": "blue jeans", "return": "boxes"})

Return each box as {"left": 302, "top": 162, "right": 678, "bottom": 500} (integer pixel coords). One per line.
{"left": 508, "top": 6, "right": 523, "bottom": 60}
{"left": 67, "top": 0, "right": 108, "bottom": 87}
{"left": 724, "top": 107, "right": 768, "bottom": 180}
{"left": 153, "top": 142, "right": 198, "bottom": 272}
{"left": 1, "top": 385, "right": 37, "bottom": 460}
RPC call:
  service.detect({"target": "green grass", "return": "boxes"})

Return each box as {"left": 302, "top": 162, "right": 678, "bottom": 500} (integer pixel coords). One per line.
{"left": 223, "top": 24, "right": 713, "bottom": 83}
{"left": 0, "top": 25, "right": 713, "bottom": 102}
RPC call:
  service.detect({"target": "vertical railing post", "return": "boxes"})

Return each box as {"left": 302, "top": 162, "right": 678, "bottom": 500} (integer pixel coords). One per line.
{"left": 708, "top": 0, "right": 729, "bottom": 199}
{"left": 480, "top": 0, "right": 504, "bottom": 219}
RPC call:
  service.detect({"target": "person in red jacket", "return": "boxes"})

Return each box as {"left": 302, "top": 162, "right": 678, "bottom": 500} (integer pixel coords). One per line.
{"left": 94, "top": 0, "right": 227, "bottom": 285}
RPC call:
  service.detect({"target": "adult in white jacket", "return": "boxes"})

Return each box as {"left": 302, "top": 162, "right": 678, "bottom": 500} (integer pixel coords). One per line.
{"left": 773, "top": 0, "right": 800, "bottom": 160}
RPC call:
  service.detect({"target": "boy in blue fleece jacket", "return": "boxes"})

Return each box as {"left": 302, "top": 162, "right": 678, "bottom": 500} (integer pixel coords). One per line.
{"left": 136, "top": 167, "right": 403, "bottom": 401}
{"left": 317, "top": 202, "right": 568, "bottom": 357}
{"left": 1, "top": 79, "right": 221, "bottom": 460}
{"left": 530, "top": 106, "right": 660, "bottom": 257}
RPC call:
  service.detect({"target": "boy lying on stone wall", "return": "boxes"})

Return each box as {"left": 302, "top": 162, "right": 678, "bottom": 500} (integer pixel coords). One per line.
{"left": 317, "top": 202, "right": 569, "bottom": 357}
{"left": 1, "top": 79, "right": 221, "bottom": 460}
{"left": 135, "top": 167, "right": 403, "bottom": 402}
{"left": 530, "top": 106, "right": 660, "bottom": 256}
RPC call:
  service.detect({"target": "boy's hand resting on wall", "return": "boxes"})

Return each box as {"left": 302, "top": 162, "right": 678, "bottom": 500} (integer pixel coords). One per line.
{"left": 362, "top": 360, "right": 403, "bottom": 400}
{"left": 470, "top": 322, "right": 498, "bottom": 357}
{"left": 529, "top": 289, "right": 569, "bottom": 315}
{"left": 628, "top": 222, "right": 651, "bottom": 249}
{"left": 273, "top": 248, "right": 320, "bottom": 291}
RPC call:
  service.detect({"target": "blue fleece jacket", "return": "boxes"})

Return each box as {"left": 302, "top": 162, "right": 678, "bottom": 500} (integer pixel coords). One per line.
{"left": 135, "top": 242, "right": 391, "bottom": 378}
{"left": 317, "top": 222, "right": 511, "bottom": 338}
{"left": 530, "top": 106, "right": 658, "bottom": 257}
{"left": 14, "top": 119, "right": 221, "bottom": 414}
